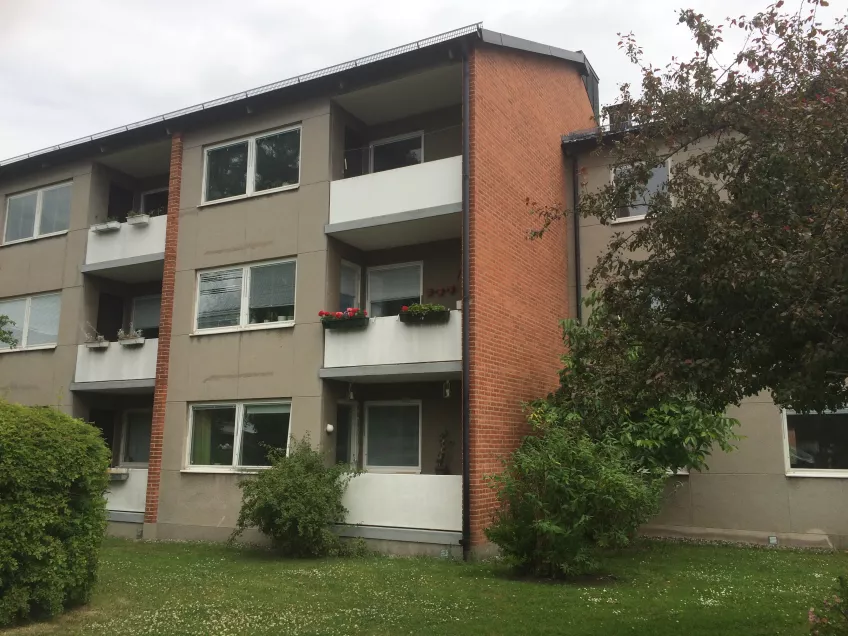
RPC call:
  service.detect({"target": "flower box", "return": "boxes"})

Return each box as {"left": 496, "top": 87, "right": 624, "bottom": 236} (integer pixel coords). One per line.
{"left": 85, "top": 340, "right": 110, "bottom": 349}
{"left": 322, "top": 316, "right": 369, "bottom": 330}
{"left": 107, "top": 467, "right": 130, "bottom": 481}
{"left": 118, "top": 337, "right": 145, "bottom": 347}
{"left": 92, "top": 220, "right": 121, "bottom": 233}
{"left": 126, "top": 213, "right": 150, "bottom": 226}
{"left": 399, "top": 304, "right": 451, "bottom": 325}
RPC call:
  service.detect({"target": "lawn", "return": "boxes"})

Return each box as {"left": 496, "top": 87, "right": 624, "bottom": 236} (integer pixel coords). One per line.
{"left": 8, "top": 538, "right": 844, "bottom": 635}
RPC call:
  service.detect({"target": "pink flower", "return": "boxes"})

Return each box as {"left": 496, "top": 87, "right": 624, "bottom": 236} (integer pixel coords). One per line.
{"left": 335, "top": 312, "right": 343, "bottom": 318}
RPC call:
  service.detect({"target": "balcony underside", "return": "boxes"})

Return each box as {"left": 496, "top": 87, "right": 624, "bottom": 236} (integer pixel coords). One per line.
{"left": 320, "top": 360, "right": 461, "bottom": 383}
{"left": 325, "top": 203, "right": 461, "bottom": 251}
{"left": 69, "top": 378, "right": 155, "bottom": 394}
{"left": 80, "top": 253, "right": 164, "bottom": 283}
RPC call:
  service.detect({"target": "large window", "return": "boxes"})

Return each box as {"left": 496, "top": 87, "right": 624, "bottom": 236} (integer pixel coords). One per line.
{"left": 785, "top": 411, "right": 848, "bottom": 473}
{"left": 4, "top": 182, "right": 72, "bottom": 243}
{"left": 122, "top": 410, "right": 152, "bottom": 465}
{"left": 367, "top": 262, "right": 421, "bottom": 317}
{"left": 195, "top": 259, "right": 296, "bottom": 332}
{"left": 0, "top": 292, "right": 61, "bottom": 350}
{"left": 203, "top": 126, "right": 301, "bottom": 203}
{"left": 364, "top": 401, "right": 421, "bottom": 472}
{"left": 132, "top": 295, "right": 161, "bottom": 339}
{"left": 339, "top": 260, "right": 361, "bottom": 312}
{"left": 188, "top": 401, "right": 291, "bottom": 469}
{"left": 370, "top": 132, "right": 423, "bottom": 174}
{"left": 612, "top": 162, "right": 669, "bottom": 220}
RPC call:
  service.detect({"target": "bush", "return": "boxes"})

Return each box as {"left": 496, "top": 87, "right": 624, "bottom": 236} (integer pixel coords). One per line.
{"left": 0, "top": 402, "right": 110, "bottom": 626}
{"left": 231, "top": 436, "right": 360, "bottom": 557}
{"left": 485, "top": 408, "right": 665, "bottom": 578}
{"left": 809, "top": 576, "right": 848, "bottom": 635}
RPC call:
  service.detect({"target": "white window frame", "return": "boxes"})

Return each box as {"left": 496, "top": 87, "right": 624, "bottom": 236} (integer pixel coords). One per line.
{"left": 365, "top": 261, "right": 423, "bottom": 316}
{"left": 368, "top": 131, "right": 424, "bottom": 173}
{"left": 339, "top": 260, "right": 361, "bottom": 310}
{"left": 140, "top": 187, "right": 169, "bottom": 215}
{"left": 131, "top": 294, "right": 161, "bottom": 334}
{"left": 336, "top": 400, "right": 360, "bottom": 466}
{"left": 609, "top": 159, "right": 671, "bottom": 224}
{"left": 200, "top": 124, "right": 302, "bottom": 206}
{"left": 0, "top": 291, "right": 61, "bottom": 353}
{"left": 185, "top": 400, "right": 292, "bottom": 473}
{"left": 3, "top": 181, "right": 72, "bottom": 245}
{"left": 193, "top": 258, "right": 296, "bottom": 335}
{"left": 782, "top": 409, "right": 848, "bottom": 479}
{"left": 120, "top": 408, "right": 153, "bottom": 468}
{"left": 363, "top": 399, "right": 422, "bottom": 474}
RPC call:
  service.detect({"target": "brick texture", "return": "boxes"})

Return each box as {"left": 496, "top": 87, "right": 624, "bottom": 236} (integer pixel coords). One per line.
{"left": 467, "top": 45, "right": 594, "bottom": 547}
{"left": 144, "top": 132, "right": 183, "bottom": 525}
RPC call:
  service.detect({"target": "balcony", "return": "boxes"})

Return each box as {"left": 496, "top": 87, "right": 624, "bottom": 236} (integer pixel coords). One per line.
{"left": 327, "top": 156, "right": 462, "bottom": 250}
{"left": 71, "top": 338, "right": 158, "bottom": 393}
{"left": 82, "top": 215, "right": 167, "bottom": 283}
{"left": 341, "top": 473, "right": 462, "bottom": 539}
{"left": 320, "top": 312, "right": 461, "bottom": 382}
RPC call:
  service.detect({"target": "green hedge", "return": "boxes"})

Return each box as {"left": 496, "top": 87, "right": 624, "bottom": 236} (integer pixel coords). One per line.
{"left": 0, "top": 402, "right": 110, "bottom": 626}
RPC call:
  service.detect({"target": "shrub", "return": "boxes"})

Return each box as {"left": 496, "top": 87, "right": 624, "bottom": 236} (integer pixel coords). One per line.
{"left": 231, "top": 436, "right": 360, "bottom": 557}
{"left": 486, "top": 407, "right": 665, "bottom": 578}
{"left": 809, "top": 576, "right": 848, "bottom": 635}
{"left": 0, "top": 402, "right": 110, "bottom": 626}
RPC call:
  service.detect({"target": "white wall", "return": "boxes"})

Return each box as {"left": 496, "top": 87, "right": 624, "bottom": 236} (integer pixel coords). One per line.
{"left": 343, "top": 473, "right": 462, "bottom": 531}
{"left": 324, "top": 313, "right": 461, "bottom": 368}
{"left": 106, "top": 468, "right": 148, "bottom": 513}
{"left": 329, "top": 156, "right": 462, "bottom": 225}
{"left": 85, "top": 215, "right": 166, "bottom": 265}
{"left": 74, "top": 339, "right": 158, "bottom": 383}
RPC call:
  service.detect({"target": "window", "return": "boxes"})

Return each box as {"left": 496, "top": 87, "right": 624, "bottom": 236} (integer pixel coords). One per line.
{"left": 4, "top": 182, "right": 71, "bottom": 243}
{"left": 364, "top": 401, "right": 421, "bottom": 472}
{"left": 339, "top": 260, "right": 361, "bottom": 312}
{"left": 0, "top": 292, "right": 60, "bottom": 350}
{"left": 141, "top": 189, "right": 168, "bottom": 216}
{"left": 195, "top": 260, "right": 295, "bottom": 332}
{"left": 370, "top": 132, "right": 423, "bottom": 174}
{"left": 188, "top": 401, "right": 291, "bottom": 469}
{"left": 132, "top": 295, "right": 161, "bottom": 339}
{"left": 367, "top": 262, "right": 421, "bottom": 317}
{"left": 785, "top": 411, "right": 848, "bottom": 473}
{"left": 612, "top": 162, "right": 669, "bottom": 220}
{"left": 203, "top": 126, "right": 301, "bottom": 203}
{"left": 122, "top": 410, "right": 152, "bottom": 465}
{"left": 335, "top": 402, "right": 358, "bottom": 465}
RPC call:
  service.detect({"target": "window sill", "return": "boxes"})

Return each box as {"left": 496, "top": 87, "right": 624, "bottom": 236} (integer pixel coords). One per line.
{"left": 610, "top": 215, "right": 647, "bottom": 225}
{"left": 0, "top": 344, "right": 57, "bottom": 355}
{"left": 180, "top": 467, "right": 268, "bottom": 475}
{"left": 786, "top": 470, "right": 848, "bottom": 479}
{"left": 191, "top": 321, "right": 295, "bottom": 337}
{"left": 364, "top": 467, "right": 422, "bottom": 475}
{"left": 198, "top": 183, "right": 300, "bottom": 208}
{"left": 1, "top": 230, "right": 69, "bottom": 247}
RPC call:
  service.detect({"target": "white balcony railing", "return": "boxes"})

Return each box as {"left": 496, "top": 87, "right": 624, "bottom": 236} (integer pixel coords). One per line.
{"left": 323, "top": 312, "right": 461, "bottom": 369}
{"left": 74, "top": 339, "right": 158, "bottom": 384}
{"left": 329, "top": 156, "right": 462, "bottom": 226}
{"left": 342, "top": 473, "right": 462, "bottom": 531}
{"left": 107, "top": 468, "right": 148, "bottom": 514}
{"left": 85, "top": 215, "right": 167, "bottom": 267}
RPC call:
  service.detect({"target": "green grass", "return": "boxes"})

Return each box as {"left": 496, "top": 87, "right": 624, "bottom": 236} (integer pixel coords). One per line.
{"left": 8, "top": 538, "right": 845, "bottom": 635}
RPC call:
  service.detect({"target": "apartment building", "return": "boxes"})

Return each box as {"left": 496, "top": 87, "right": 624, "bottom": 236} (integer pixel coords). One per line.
{"left": 0, "top": 25, "right": 598, "bottom": 556}
{"left": 563, "top": 128, "right": 848, "bottom": 549}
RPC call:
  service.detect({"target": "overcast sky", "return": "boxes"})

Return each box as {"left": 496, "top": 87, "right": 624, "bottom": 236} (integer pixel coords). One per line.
{"left": 0, "top": 0, "right": 803, "bottom": 160}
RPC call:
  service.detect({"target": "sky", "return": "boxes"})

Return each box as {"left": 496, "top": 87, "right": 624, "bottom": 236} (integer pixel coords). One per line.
{"left": 0, "top": 0, "right": 801, "bottom": 160}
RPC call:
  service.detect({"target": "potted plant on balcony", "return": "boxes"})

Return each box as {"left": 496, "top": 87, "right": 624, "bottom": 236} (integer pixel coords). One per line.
{"left": 126, "top": 210, "right": 150, "bottom": 226}
{"left": 92, "top": 217, "right": 121, "bottom": 233}
{"left": 319, "top": 308, "right": 369, "bottom": 330}
{"left": 83, "top": 324, "right": 109, "bottom": 349}
{"left": 117, "top": 324, "right": 145, "bottom": 346}
{"left": 399, "top": 303, "right": 450, "bottom": 325}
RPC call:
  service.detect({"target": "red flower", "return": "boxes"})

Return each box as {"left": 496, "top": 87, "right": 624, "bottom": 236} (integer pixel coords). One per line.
{"left": 346, "top": 308, "right": 353, "bottom": 313}
{"left": 318, "top": 310, "right": 326, "bottom": 317}
{"left": 363, "top": 310, "right": 367, "bottom": 316}
{"left": 335, "top": 312, "right": 343, "bottom": 318}
{"left": 401, "top": 306, "right": 409, "bottom": 312}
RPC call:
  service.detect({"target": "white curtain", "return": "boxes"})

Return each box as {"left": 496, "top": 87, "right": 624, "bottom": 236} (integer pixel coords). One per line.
{"left": 369, "top": 265, "right": 420, "bottom": 303}
{"left": 249, "top": 262, "right": 295, "bottom": 309}
{"left": 197, "top": 269, "right": 243, "bottom": 328}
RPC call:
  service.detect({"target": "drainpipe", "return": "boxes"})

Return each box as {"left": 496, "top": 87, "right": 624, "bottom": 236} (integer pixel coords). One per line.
{"left": 461, "top": 43, "right": 472, "bottom": 561}
{"left": 572, "top": 154, "right": 582, "bottom": 322}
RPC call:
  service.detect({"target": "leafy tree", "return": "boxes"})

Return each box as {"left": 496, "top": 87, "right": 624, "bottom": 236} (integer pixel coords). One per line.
{"left": 538, "top": 0, "right": 848, "bottom": 413}
{"left": 0, "top": 315, "right": 15, "bottom": 348}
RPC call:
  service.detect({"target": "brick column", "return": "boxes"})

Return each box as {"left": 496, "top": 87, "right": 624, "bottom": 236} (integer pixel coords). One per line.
{"left": 144, "top": 132, "right": 183, "bottom": 528}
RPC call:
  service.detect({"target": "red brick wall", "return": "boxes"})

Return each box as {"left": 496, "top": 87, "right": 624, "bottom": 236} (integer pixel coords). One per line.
{"left": 467, "top": 45, "right": 594, "bottom": 547}
{"left": 144, "top": 132, "right": 183, "bottom": 525}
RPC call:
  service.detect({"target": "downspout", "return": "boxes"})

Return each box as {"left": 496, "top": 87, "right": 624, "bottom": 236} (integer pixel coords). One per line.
{"left": 572, "top": 154, "right": 583, "bottom": 322}
{"left": 461, "top": 43, "right": 472, "bottom": 561}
